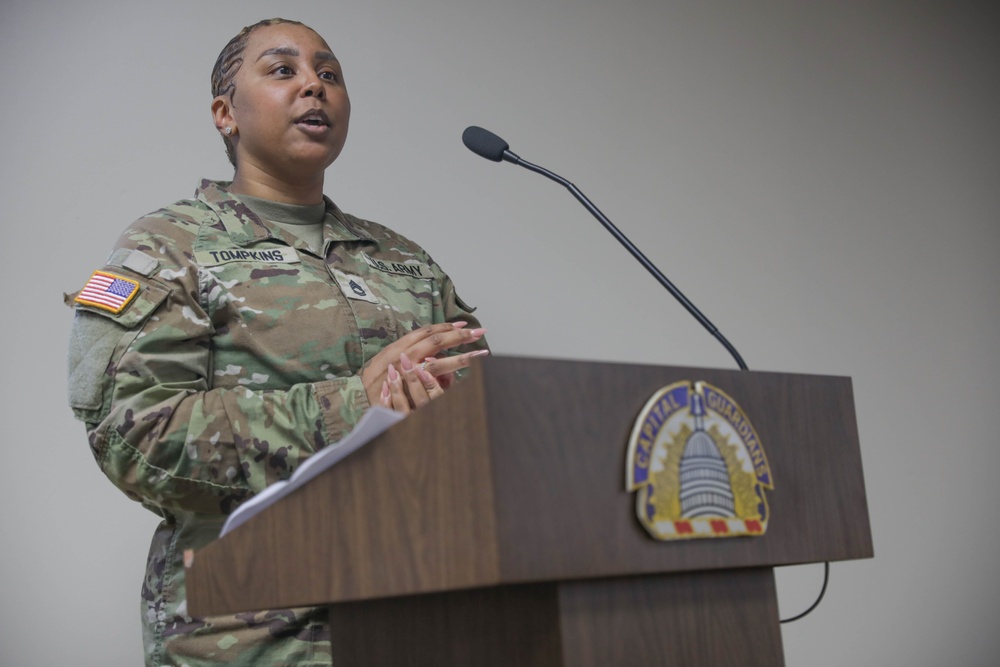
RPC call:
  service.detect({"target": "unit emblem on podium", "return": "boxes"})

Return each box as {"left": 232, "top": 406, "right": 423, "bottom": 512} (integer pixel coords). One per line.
{"left": 626, "top": 381, "right": 773, "bottom": 541}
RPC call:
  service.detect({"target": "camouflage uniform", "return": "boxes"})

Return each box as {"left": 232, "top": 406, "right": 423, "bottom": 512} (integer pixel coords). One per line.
{"left": 67, "top": 180, "right": 484, "bottom": 666}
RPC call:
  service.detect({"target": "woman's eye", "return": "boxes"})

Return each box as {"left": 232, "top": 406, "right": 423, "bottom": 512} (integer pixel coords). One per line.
{"left": 273, "top": 65, "right": 293, "bottom": 76}
{"left": 319, "top": 70, "right": 338, "bottom": 82}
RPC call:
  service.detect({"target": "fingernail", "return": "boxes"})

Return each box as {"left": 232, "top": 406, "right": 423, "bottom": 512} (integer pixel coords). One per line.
{"left": 469, "top": 328, "right": 486, "bottom": 337}
{"left": 417, "top": 366, "right": 434, "bottom": 383}
{"left": 451, "top": 321, "right": 469, "bottom": 329}
{"left": 400, "top": 353, "right": 414, "bottom": 372}
{"left": 387, "top": 364, "right": 399, "bottom": 382}
{"left": 470, "top": 350, "right": 490, "bottom": 358}
{"left": 381, "top": 381, "right": 390, "bottom": 400}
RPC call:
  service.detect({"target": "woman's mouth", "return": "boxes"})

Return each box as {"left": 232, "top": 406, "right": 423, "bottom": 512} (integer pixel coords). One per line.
{"left": 295, "top": 109, "right": 331, "bottom": 134}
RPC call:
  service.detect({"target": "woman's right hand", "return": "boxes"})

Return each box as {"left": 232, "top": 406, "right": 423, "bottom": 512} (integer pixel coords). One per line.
{"left": 359, "top": 322, "right": 488, "bottom": 414}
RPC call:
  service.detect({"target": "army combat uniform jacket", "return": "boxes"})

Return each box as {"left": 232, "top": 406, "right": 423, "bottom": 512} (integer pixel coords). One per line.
{"left": 67, "top": 180, "right": 483, "bottom": 666}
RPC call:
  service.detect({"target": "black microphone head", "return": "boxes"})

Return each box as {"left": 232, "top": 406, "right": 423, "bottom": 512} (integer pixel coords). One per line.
{"left": 463, "top": 126, "right": 509, "bottom": 162}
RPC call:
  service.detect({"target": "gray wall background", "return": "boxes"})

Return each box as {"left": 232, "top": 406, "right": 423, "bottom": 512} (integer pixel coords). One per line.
{"left": 1, "top": 0, "right": 997, "bottom": 664}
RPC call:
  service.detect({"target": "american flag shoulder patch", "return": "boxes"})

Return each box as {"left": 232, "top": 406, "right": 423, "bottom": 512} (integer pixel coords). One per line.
{"left": 75, "top": 270, "right": 141, "bottom": 314}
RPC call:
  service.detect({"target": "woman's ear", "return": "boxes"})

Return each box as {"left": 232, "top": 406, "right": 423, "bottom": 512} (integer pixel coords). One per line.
{"left": 211, "top": 96, "right": 236, "bottom": 136}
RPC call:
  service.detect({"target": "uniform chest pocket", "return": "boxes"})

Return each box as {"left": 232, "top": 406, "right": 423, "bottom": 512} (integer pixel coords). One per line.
{"left": 201, "top": 257, "right": 350, "bottom": 387}
{"left": 361, "top": 272, "right": 436, "bottom": 332}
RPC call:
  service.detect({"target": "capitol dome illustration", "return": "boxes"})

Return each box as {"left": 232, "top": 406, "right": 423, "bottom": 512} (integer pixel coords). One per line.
{"left": 678, "top": 393, "right": 736, "bottom": 518}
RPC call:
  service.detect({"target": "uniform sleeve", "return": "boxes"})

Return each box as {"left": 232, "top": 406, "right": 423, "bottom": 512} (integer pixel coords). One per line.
{"left": 425, "top": 249, "right": 489, "bottom": 354}
{"left": 67, "top": 225, "right": 370, "bottom": 517}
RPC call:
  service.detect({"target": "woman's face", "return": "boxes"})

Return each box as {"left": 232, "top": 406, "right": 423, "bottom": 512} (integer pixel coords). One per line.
{"left": 217, "top": 23, "right": 351, "bottom": 177}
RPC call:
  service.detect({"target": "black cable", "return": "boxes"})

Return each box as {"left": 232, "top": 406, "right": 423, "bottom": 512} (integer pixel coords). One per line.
{"left": 779, "top": 561, "right": 830, "bottom": 623}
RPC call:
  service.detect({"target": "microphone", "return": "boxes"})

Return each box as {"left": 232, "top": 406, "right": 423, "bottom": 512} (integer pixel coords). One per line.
{"left": 462, "top": 126, "right": 512, "bottom": 162}
{"left": 462, "top": 125, "right": 748, "bottom": 371}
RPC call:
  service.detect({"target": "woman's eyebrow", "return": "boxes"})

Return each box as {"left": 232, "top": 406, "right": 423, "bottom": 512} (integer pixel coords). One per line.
{"left": 256, "top": 46, "right": 299, "bottom": 61}
{"left": 256, "top": 47, "right": 339, "bottom": 63}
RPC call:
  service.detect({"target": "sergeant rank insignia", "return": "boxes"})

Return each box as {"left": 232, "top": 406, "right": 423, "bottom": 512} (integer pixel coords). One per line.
{"left": 626, "top": 381, "right": 773, "bottom": 541}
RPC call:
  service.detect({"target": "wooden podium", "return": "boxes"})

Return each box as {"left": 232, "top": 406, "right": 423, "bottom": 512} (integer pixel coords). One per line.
{"left": 185, "top": 356, "right": 872, "bottom": 666}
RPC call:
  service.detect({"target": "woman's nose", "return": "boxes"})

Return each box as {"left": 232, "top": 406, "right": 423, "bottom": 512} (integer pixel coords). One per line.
{"left": 302, "top": 74, "right": 325, "bottom": 99}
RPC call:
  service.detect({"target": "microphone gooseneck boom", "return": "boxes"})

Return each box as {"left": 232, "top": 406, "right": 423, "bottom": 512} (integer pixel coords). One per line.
{"left": 462, "top": 125, "right": 748, "bottom": 371}
{"left": 464, "top": 124, "right": 838, "bottom": 625}
{"left": 462, "top": 125, "right": 834, "bottom": 626}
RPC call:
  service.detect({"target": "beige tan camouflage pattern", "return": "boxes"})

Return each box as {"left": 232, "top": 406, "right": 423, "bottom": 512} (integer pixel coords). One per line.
{"left": 67, "top": 180, "right": 484, "bottom": 666}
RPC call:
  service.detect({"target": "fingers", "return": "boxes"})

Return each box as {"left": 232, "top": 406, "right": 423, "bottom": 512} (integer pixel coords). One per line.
{"left": 415, "top": 359, "right": 446, "bottom": 401}
{"left": 395, "top": 322, "right": 487, "bottom": 365}
{"left": 384, "top": 363, "right": 415, "bottom": 414}
{"left": 379, "top": 355, "right": 446, "bottom": 415}
{"left": 399, "top": 353, "right": 432, "bottom": 409}
{"left": 379, "top": 379, "right": 392, "bottom": 408}
{"left": 364, "top": 321, "right": 485, "bottom": 412}
{"left": 421, "top": 349, "right": 490, "bottom": 381}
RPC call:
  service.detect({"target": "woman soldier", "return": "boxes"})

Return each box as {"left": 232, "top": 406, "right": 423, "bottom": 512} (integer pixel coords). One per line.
{"left": 67, "top": 18, "right": 487, "bottom": 666}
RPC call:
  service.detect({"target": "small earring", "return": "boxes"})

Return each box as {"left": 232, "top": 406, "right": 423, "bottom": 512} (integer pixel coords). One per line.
{"left": 225, "top": 126, "right": 233, "bottom": 136}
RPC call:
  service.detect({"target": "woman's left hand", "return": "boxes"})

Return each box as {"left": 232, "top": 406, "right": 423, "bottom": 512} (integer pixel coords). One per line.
{"left": 379, "top": 352, "right": 446, "bottom": 414}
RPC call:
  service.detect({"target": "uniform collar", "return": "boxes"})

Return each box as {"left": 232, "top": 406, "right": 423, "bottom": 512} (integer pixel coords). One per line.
{"left": 194, "top": 179, "right": 374, "bottom": 247}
